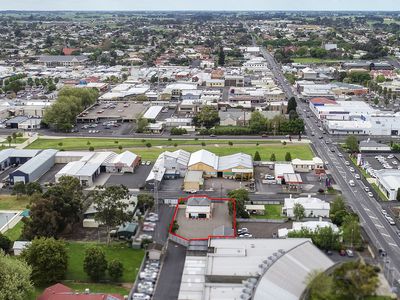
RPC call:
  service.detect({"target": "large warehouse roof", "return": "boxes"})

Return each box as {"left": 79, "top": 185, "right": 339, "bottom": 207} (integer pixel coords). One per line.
{"left": 143, "top": 105, "right": 163, "bottom": 120}
{"left": 218, "top": 153, "right": 253, "bottom": 171}
{"left": 188, "top": 149, "right": 219, "bottom": 170}
{"left": 14, "top": 149, "right": 57, "bottom": 175}
{"left": 253, "top": 241, "right": 334, "bottom": 300}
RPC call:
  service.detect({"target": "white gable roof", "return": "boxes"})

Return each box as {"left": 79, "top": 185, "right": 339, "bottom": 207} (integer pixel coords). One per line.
{"left": 188, "top": 149, "right": 219, "bottom": 170}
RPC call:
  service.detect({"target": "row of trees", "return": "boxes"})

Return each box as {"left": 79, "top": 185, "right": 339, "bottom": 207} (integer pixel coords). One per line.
{"left": 43, "top": 87, "right": 99, "bottom": 132}
{"left": 253, "top": 151, "right": 292, "bottom": 162}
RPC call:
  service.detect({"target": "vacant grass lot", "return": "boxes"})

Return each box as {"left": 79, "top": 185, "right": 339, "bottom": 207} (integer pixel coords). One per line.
{"left": 28, "top": 137, "right": 280, "bottom": 150}
{"left": 0, "top": 195, "right": 30, "bottom": 210}
{"left": 251, "top": 204, "right": 284, "bottom": 220}
{"left": 127, "top": 144, "right": 314, "bottom": 161}
{"left": 27, "top": 138, "right": 314, "bottom": 161}
{"left": 66, "top": 242, "right": 144, "bottom": 282}
{"left": 292, "top": 57, "right": 345, "bottom": 64}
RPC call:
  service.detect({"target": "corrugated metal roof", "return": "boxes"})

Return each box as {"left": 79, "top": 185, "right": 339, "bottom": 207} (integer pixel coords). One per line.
{"left": 14, "top": 149, "right": 57, "bottom": 175}
{"left": 218, "top": 153, "right": 253, "bottom": 171}
{"left": 143, "top": 105, "right": 163, "bottom": 119}
{"left": 189, "top": 149, "right": 219, "bottom": 170}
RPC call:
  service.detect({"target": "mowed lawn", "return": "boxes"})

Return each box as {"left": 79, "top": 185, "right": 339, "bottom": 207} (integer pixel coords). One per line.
{"left": 28, "top": 137, "right": 280, "bottom": 150}
{"left": 126, "top": 144, "right": 314, "bottom": 161}
{"left": 66, "top": 242, "right": 144, "bottom": 282}
{"left": 251, "top": 204, "right": 284, "bottom": 220}
{"left": 27, "top": 138, "right": 313, "bottom": 161}
{"left": 291, "top": 57, "right": 345, "bottom": 64}
{"left": 4, "top": 220, "right": 24, "bottom": 241}
{"left": 0, "top": 195, "right": 31, "bottom": 210}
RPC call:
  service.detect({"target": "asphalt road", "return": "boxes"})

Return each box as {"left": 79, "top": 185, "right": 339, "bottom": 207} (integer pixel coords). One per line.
{"left": 153, "top": 241, "right": 186, "bottom": 300}
{"left": 247, "top": 27, "right": 400, "bottom": 289}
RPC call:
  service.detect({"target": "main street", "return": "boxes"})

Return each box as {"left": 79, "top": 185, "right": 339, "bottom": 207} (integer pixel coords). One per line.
{"left": 248, "top": 25, "right": 400, "bottom": 288}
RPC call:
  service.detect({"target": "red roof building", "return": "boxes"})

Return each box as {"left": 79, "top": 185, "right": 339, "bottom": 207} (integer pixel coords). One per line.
{"left": 38, "top": 283, "right": 124, "bottom": 300}
{"left": 63, "top": 48, "right": 79, "bottom": 56}
{"left": 309, "top": 97, "right": 337, "bottom": 106}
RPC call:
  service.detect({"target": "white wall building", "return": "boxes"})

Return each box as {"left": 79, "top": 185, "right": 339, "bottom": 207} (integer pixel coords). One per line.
{"left": 375, "top": 169, "right": 400, "bottom": 201}
{"left": 283, "top": 195, "right": 330, "bottom": 218}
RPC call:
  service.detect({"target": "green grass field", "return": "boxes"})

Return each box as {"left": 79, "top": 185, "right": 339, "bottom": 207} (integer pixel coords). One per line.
{"left": 64, "top": 282, "right": 130, "bottom": 294}
{"left": 27, "top": 138, "right": 314, "bottom": 161}
{"left": 251, "top": 204, "right": 284, "bottom": 220}
{"left": 27, "top": 137, "right": 279, "bottom": 150}
{"left": 66, "top": 242, "right": 144, "bottom": 282}
{"left": 4, "top": 221, "right": 23, "bottom": 241}
{"left": 0, "top": 195, "right": 30, "bottom": 210}
{"left": 292, "top": 57, "right": 345, "bottom": 64}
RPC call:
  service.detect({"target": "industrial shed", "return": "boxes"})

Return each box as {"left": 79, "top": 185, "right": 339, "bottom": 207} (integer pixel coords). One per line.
{"left": 218, "top": 153, "right": 253, "bottom": 180}
{"left": 104, "top": 151, "right": 140, "bottom": 173}
{"left": 0, "top": 149, "right": 40, "bottom": 171}
{"left": 10, "top": 149, "right": 57, "bottom": 184}
{"left": 184, "top": 170, "right": 204, "bottom": 192}
{"left": 188, "top": 149, "right": 219, "bottom": 178}
{"left": 143, "top": 105, "right": 164, "bottom": 121}
{"left": 55, "top": 152, "right": 115, "bottom": 187}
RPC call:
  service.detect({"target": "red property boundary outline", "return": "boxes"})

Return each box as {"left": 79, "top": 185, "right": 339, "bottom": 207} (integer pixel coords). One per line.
{"left": 168, "top": 195, "right": 237, "bottom": 241}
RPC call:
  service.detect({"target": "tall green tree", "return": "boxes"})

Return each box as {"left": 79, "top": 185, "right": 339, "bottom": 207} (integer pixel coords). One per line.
{"left": 22, "top": 237, "right": 68, "bottom": 285}
{"left": 345, "top": 135, "right": 359, "bottom": 153}
{"left": 249, "top": 111, "right": 267, "bottom": 133}
{"left": 22, "top": 180, "right": 82, "bottom": 239}
{"left": 228, "top": 189, "right": 250, "bottom": 218}
{"left": 218, "top": 46, "right": 225, "bottom": 66}
{"left": 137, "top": 193, "right": 154, "bottom": 214}
{"left": 332, "top": 261, "right": 379, "bottom": 300}
{"left": 0, "top": 251, "right": 34, "bottom": 300}
{"left": 330, "top": 196, "right": 349, "bottom": 226}
{"left": 92, "top": 185, "right": 132, "bottom": 244}
{"left": 254, "top": 151, "right": 261, "bottom": 161}
{"left": 342, "top": 214, "right": 363, "bottom": 248}
{"left": 108, "top": 259, "right": 124, "bottom": 282}
{"left": 293, "top": 203, "right": 305, "bottom": 220}
{"left": 83, "top": 246, "right": 108, "bottom": 282}
{"left": 285, "top": 152, "right": 292, "bottom": 161}
{"left": 25, "top": 182, "right": 43, "bottom": 196}
{"left": 306, "top": 270, "right": 334, "bottom": 300}
{"left": 287, "top": 97, "right": 297, "bottom": 113}
{"left": 194, "top": 106, "right": 220, "bottom": 129}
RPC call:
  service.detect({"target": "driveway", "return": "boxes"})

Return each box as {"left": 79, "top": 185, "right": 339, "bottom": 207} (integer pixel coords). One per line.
{"left": 153, "top": 241, "right": 186, "bottom": 300}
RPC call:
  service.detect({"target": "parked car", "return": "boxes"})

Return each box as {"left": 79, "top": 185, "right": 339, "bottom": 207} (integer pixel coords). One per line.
{"left": 349, "top": 180, "right": 355, "bottom": 187}
{"left": 368, "top": 192, "right": 374, "bottom": 197}
{"left": 349, "top": 167, "right": 355, "bottom": 172}
{"left": 354, "top": 174, "right": 361, "bottom": 180}
{"left": 346, "top": 249, "right": 354, "bottom": 257}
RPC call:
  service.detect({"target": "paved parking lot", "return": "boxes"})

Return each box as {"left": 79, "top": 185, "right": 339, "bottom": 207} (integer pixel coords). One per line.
{"left": 175, "top": 202, "right": 232, "bottom": 239}
{"left": 204, "top": 178, "right": 246, "bottom": 195}
{"left": 362, "top": 153, "right": 400, "bottom": 172}
{"left": 237, "top": 221, "right": 292, "bottom": 238}
{"left": 105, "top": 164, "right": 152, "bottom": 189}
{"left": 38, "top": 163, "right": 66, "bottom": 184}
